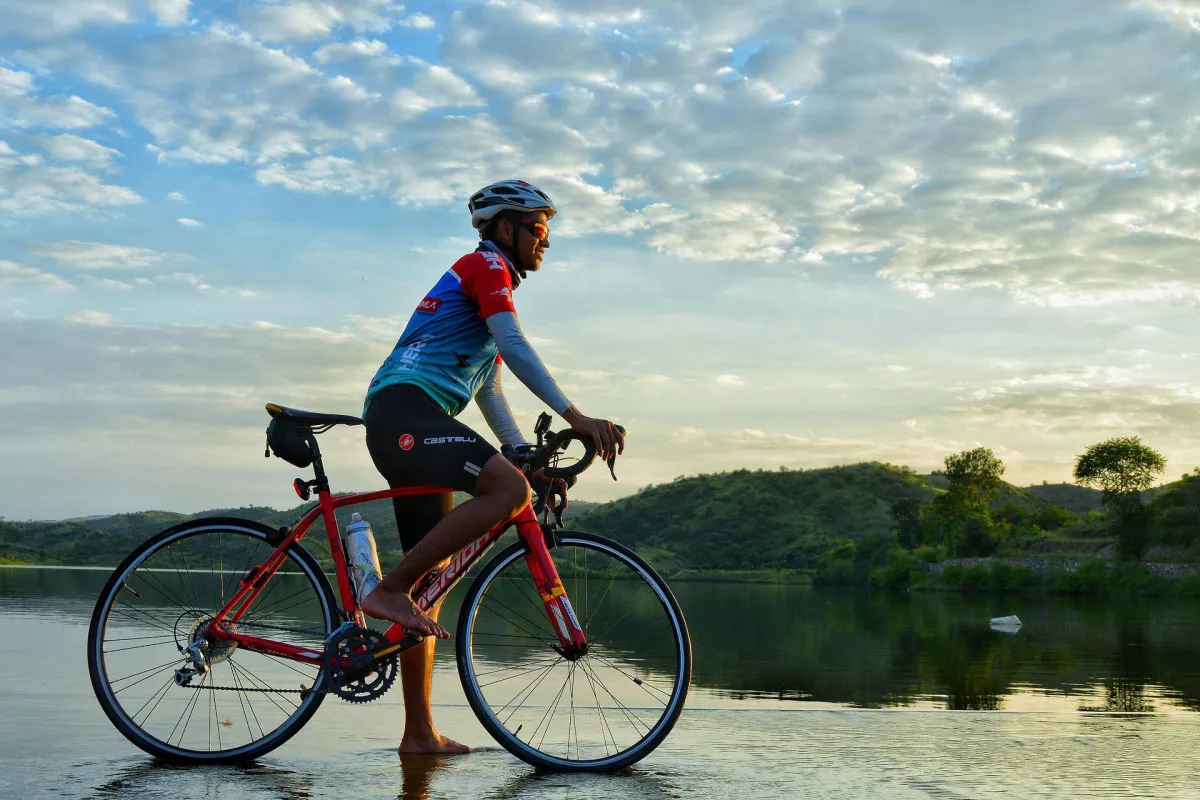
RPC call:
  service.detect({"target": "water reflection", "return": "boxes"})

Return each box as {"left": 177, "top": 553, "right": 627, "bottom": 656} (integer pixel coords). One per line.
{"left": 397, "top": 754, "right": 449, "bottom": 800}
{"left": 670, "top": 582, "right": 1200, "bottom": 712}
{"left": 6, "top": 567, "right": 1200, "bottom": 714}
{"left": 85, "top": 759, "right": 316, "bottom": 799}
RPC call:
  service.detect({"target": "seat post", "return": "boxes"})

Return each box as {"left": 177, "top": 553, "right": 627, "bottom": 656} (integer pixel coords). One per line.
{"left": 304, "top": 431, "right": 331, "bottom": 493}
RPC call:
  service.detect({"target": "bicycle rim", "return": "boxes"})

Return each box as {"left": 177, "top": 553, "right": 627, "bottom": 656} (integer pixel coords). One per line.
{"left": 88, "top": 520, "right": 335, "bottom": 762}
{"left": 458, "top": 532, "right": 691, "bottom": 771}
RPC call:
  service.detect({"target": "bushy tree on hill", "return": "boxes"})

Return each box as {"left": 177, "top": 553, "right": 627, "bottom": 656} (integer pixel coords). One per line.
{"left": 917, "top": 447, "right": 1007, "bottom": 556}
{"left": 944, "top": 447, "right": 1006, "bottom": 506}
{"left": 1074, "top": 436, "right": 1165, "bottom": 560}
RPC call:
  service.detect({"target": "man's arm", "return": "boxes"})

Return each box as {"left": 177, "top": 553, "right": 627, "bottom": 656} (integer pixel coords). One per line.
{"left": 474, "top": 358, "right": 527, "bottom": 447}
{"left": 485, "top": 311, "right": 623, "bottom": 458}
{"left": 485, "top": 311, "right": 572, "bottom": 415}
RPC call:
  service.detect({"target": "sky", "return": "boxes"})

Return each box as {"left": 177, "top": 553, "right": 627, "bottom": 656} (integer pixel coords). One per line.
{"left": 2, "top": 0, "right": 1199, "bottom": 520}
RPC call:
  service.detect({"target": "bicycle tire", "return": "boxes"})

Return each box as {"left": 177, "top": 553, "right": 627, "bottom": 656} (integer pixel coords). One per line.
{"left": 456, "top": 531, "right": 691, "bottom": 771}
{"left": 87, "top": 517, "right": 338, "bottom": 764}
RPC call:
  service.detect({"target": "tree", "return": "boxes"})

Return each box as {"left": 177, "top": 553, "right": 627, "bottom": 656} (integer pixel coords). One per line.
{"left": 1074, "top": 437, "right": 1166, "bottom": 496}
{"left": 891, "top": 497, "right": 923, "bottom": 549}
{"left": 1073, "top": 436, "right": 1166, "bottom": 560}
{"left": 944, "top": 447, "right": 1006, "bottom": 506}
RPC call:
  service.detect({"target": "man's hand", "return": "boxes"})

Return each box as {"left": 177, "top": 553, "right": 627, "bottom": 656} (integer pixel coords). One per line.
{"left": 561, "top": 406, "right": 625, "bottom": 461}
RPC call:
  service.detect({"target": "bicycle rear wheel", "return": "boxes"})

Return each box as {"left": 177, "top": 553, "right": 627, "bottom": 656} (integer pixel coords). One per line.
{"left": 87, "top": 517, "right": 337, "bottom": 763}
{"left": 457, "top": 531, "right": 691, "bottom": 771}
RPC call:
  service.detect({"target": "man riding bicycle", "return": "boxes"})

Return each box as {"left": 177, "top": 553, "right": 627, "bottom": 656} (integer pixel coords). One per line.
{"left": 359, "top": 179, "right": 625, "bottom": 755}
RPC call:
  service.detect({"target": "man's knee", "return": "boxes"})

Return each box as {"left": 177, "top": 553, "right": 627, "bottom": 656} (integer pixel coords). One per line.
{"left": 476, "top": 455, "right": 532, "bottom": 517}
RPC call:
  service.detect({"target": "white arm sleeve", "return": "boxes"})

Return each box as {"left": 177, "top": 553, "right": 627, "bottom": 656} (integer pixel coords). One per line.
{"left": 474, "top": 359, "right": 526, "bottom": 447}
{"left": 485, "top": 311, "right": 572, "bottom": 415}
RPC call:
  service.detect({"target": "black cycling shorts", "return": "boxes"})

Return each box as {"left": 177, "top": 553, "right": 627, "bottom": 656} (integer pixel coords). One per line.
{"left": 364, "top": 383, "right": 500, "bottom": 552}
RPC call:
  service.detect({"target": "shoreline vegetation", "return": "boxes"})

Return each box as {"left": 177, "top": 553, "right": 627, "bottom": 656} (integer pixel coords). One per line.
{"left": 4, "top": 442, "right": 1198, "bottom": 597}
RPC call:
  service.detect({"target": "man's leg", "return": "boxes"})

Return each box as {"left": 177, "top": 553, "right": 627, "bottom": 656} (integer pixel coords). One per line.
{"left": 362, "top": 453, "right": 531, "bottom": 637}
{"left": 395, "top": 595, "right": 471, "bottom": 755}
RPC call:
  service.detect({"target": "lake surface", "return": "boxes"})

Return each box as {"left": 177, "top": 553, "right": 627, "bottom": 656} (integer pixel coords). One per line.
{"left": 4, "top": 565, "right": 1200, "bottom": 799}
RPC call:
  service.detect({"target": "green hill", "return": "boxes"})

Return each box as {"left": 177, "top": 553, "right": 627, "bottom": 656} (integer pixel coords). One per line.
{"left": 1024, "top": 483, "right": 1104, "bottom": 514}
{"left": 578, "top": 463, "right": 937, "bottom": 571}
{"left": 1, "top": 491, "right": 603, "bottom": 570}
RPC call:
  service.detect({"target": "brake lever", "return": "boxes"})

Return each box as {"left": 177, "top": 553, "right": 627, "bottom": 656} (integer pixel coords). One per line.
{"left": 607, "top": 424, "right": 626, "bottom": 481}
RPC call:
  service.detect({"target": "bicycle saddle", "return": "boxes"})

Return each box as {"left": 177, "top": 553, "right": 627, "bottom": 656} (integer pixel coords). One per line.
{"left": 265, "top": 403, "right": 363, "bottom": 427}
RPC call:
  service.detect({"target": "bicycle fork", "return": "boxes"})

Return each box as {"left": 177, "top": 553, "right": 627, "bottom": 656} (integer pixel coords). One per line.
{"left": 514, "top": 507, "right": 589, "bottom": 660}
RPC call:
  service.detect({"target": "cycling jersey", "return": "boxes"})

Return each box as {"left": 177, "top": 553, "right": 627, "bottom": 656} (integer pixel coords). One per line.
{"left": 365, "top": 246, "right": 516, "bottom": 417}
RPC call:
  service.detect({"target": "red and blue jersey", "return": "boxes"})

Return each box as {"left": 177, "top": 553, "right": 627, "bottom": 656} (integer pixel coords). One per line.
{"left": 365, "top": 247, "right": 517, "bottom": 417}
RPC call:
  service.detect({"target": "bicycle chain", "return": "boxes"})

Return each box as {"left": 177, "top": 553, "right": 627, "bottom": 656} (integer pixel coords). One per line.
{"left": 189, "top": 683, "right": 308, "bottom": 695}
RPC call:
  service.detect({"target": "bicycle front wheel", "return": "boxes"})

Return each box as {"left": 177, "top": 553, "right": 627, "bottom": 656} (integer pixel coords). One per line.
{"left": 87, "top": 517, "right": 337, "bottom": 763}
{"left": 457, "top": 531, "right": 691, "bottom": 772}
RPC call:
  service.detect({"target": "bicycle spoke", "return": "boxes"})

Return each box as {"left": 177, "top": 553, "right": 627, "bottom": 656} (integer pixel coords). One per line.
{"left": 91, "top": 523, "right": 335, "bottom": 761}
{"left": 533, "top": 664, "right": 574, "bottom": 751}
{"left": 478, "top": 658, "right": 564, "bottom": 689}
{"left": 169, "top": 671, "right": 207, "bottom": 747}
{"left": 478, "top": 600, "right": 558, "bottom": 650}
{"left": 588, "top": 650, "right": 676, "bottom": 705}
{"left": 580, "top": 656, "right": 617, "bottom": 756}
{"left": 578, "top": 660, "right": 651, "bottom": 736}
{"left": 243, "top": 586, "right": 318, "bottom": 621}
{"left": 130, "top": 673, "right": 177, "bottom": 726}
{"left": 496, "top": 660, "right": 563, "bottom": 727}
{"left": 106, "top": 633, "right": 178, "bottom": 644}
{"left": 229, "top": 659, "right": 265, "bottom": 741}
{"left": 259, "top": 650, "right": 321, "bottom": 680}
{"left": 112, "top": 603, "right": 182, "bottom": 636}
{"left": 228, "top": 658, "right": 300, "bottom": 715}
{"left": 461, "top": 535, "right": 690, "bottom": 768}
{"left": 111, "top": 657, "right": 188, "bottom": 695}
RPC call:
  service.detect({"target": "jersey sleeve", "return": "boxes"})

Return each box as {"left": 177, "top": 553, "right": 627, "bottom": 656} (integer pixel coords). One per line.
{"left": 455, "top": 252, "right": 516, "bottom": 318}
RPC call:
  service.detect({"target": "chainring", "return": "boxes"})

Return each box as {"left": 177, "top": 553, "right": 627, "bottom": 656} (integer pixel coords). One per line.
{"left": 322, "top": 626, "right": 398, "bottom": 704}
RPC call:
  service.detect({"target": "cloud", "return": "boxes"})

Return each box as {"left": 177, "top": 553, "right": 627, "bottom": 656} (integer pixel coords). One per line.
{"left": 66, "top": 310, "right": 115, "bottom": 325}
{"left": 312, "top": 38, "right": 390, "bottom": 64}
{"left": 167, "top": 191, "right": 186, "bottom": 201}
{"left": 0, "top": 142, "right": 143, "bottom": 215}
{"left": 0, "top": 260, "right": 73, "bottom": 290}
{"left": 399, "top": 12, "right": 435, "bottom": 30}
{"left": 0, "top": 0, "right": 192, "bottom": 36}
{"left": 713, "top": 374, "right": 746, "bottom": 388}
{"left": 24, "top": 241, "right": 168, "bottom": 270}
{"left": 40, "top": 133, "right": 121, "bottom": 166}
{"left": 237, "top": 0, "right": 404, "bottom": 42}
{"left": 9, "top": 0, "right": 1200, "bottom": 308}
{"left": 176, "top": 216, "right": 203, "bottom": 227}
{"left": 0, "top": 67, "right": 115, "bottom": 129}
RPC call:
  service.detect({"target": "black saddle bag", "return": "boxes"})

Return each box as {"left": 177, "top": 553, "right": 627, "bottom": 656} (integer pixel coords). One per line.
{"left": 265, "top": 418, "right": 314, "bottom": 468}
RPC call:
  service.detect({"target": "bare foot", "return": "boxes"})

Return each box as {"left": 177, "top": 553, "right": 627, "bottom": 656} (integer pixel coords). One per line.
{"left": 361, "top": 587, "right": 449, "bottom": 639}
{"left": 399, "top": 732, "right": 472, "bottom": 756}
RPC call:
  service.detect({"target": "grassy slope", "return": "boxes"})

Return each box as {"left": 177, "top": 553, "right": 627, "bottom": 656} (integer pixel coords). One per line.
{"left": 576, "top": 463, "right": 937, "bottom": 571}
{"left": 12, "top": 468, "right": 1188, "bottom": 572}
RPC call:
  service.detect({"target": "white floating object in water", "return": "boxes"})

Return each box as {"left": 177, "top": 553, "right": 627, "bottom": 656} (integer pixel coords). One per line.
{"left": 990, "top": 614, "right": 1022, "bottom": 633}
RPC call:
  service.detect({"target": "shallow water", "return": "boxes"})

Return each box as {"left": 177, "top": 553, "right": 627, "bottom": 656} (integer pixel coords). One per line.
{"left": 4, "top": 566, "right": 1200, "bottom": 799}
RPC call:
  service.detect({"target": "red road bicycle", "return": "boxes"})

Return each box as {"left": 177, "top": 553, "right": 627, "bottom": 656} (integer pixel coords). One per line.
{"left": 87, "top": 404, "right": 691, "bottom": 772}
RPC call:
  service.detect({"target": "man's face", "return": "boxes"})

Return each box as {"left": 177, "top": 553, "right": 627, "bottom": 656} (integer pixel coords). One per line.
{"left": 510, "top": 210, "right": 550, "bottom": 271}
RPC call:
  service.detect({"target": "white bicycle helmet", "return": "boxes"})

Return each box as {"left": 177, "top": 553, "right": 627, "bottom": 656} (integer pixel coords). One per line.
{"left": 468, "top": 180, "right": 557, "bottom": 230}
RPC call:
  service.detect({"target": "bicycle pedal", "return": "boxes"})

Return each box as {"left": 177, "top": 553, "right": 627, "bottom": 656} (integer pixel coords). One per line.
{"left": 372, "top": 630, "right": 426, "bottom": 661}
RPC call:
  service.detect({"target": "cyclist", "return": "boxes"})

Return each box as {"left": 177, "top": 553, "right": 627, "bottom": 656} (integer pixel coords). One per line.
{"left": 360, "top": 179, "right": 625, "bottom": 754}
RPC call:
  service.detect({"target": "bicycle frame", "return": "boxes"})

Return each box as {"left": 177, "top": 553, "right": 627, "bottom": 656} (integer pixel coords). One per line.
{"left": 206, "top": 484, "right": 588, "bottom": 666}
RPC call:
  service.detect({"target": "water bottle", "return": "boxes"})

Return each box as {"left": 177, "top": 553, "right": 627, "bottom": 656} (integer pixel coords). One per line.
{"left": 344, "top": 513, "right": 383, "bottom": 602}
